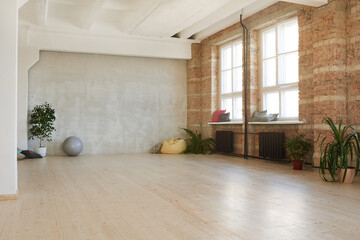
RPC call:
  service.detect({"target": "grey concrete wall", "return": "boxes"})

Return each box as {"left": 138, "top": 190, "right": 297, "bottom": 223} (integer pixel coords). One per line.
{"left": 28, "top": 51, "right": 187, "bottom": 155}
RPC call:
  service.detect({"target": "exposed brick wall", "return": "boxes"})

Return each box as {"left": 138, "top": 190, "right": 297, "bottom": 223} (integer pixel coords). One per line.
{"left": 187, "top": 0, "right": 360, "bottom": 165}
{"left": 347, "top": 0, "right": 360, "bottom": 126}
{"left": 298, "top": 6, "right": 314, "bottom": 147}
{"left": 297, "top": 16, "right": 315, "bottom": 164}
{"left": 187, "top": 44, "right": 202, "bottom": 133}
{"left": 200, "top": 45, "right": 218, "bottom": 138}
{"left": 311, "top": 0, "right": 348, "bottom": 164}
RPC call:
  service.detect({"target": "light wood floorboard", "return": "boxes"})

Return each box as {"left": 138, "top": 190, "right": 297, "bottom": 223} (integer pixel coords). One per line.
{"left": 1, "top": 153, "right": 360, "bottom": 240}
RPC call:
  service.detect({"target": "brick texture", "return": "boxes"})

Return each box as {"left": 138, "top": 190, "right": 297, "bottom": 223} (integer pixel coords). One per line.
{"left": 347, "top": 0, "right": 360, "bottom": 127}
{"left": 187, "top": 43, "right": 202, "bottom": 133}
{"left": 187, "top": 0, "right": 360, "bottom": 165}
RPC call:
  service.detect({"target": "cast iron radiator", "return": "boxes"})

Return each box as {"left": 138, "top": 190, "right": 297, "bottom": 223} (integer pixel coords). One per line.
{"left": 216, "top": 131, "right": 234, "bottom": 153}
{"left": 259, "top": 132, "right": 285, "bottom": 159}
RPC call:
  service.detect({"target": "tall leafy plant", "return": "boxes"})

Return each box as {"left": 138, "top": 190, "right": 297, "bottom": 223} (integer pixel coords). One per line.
{"left": 319, "top": 117, "right": 360, "bottom": 182}
{"left": 29, "top": 102, "right": 56, "bottom": 147}
{"left": 182, "top": 128, "right": 215, "bottom": 154}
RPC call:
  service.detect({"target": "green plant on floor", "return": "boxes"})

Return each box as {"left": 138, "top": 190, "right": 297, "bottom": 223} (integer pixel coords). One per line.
{"left": 29, "top": 102, "right": 56, "bottom": 147}
{"left": 182, "top": 128, "right": 215, "bottom": 154}
{"left": 319, "top": 117, "right": 360, "bottom": 182}
{"left": 284, "top": 133, "right": 312, "bottom": 162}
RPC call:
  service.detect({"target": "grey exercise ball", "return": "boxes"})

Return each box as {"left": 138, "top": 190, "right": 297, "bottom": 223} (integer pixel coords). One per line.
{"left": 63, "top": 136, "right": 83, "bottom": 156}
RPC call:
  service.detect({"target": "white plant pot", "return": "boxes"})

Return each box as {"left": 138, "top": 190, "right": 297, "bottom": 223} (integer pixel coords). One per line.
{"left": 35, "top": 147, "right": 47, "bottom": 157}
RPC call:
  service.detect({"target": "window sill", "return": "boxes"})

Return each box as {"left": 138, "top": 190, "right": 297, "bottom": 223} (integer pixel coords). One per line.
{"left": 249, "top": 120, "right": 305, "bottom": 125}
{"left": 208, "top": 121, "right": 243, "bottom": 125}
{"left": 208, "top": 120, "right": 305, "bottom": 125}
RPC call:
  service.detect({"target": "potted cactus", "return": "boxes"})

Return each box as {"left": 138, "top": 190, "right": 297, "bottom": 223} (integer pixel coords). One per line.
{"left": 284, "top": 133, "right": 312, "bottom": 170}
{"left": 28, "top": 102, "right": 56, "bottom": 157}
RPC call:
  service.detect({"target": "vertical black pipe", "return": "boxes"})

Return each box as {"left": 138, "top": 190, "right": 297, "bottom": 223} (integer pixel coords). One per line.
{"left": 240, "top": 14, "right": 249, "bottom": 158}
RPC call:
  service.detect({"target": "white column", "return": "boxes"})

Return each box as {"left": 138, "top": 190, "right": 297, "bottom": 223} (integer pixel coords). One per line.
{"left": 17, "top": 47, "right": 40, "bottom": 150}
{"left": 0, "top": 0, "right": 18, "bottom": 195}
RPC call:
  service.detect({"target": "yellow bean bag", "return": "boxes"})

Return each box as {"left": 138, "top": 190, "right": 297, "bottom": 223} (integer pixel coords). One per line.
{"left": 160, "top": 138, "right": 186, "bottom": 154}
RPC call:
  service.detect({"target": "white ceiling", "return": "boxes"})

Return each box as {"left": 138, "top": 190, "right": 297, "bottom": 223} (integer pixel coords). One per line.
{"left": 18, "top": 0, "right": 327, "bottom": 59}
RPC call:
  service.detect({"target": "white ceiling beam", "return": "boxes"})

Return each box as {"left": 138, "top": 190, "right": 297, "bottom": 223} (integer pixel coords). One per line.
{"left": 102, "top": 0, "right": 133, "bottom": 10}
{"left": 48, "top": 0, "right": 88, "bottom": 6}
{"left": 193, "top": 0, "right": 277, "bottom": 40}
{"left": 18, "top": 0, "right": 31, "bottom": 9}
{"left": 165, "top": 0, "right": 234, "bottom": 38}
{"left": 178, "top": 0, "right": 257, "bottom": 39}
{"left": 36, "top": 0, "right": 48, "bottom": 27}
{"left": 126, "top": 0, "right": 163, "bottom": 34}
{"left": 82, "top": 0, "right": 106, "bottom": 30}
{"left": 281, "top": 0, "right": 327, "bottom": 7}
{"left": 27, "top": 28, "right": 195, "bottom": 59}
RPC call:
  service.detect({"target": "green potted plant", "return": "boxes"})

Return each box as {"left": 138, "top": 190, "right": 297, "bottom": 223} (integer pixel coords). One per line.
{"left": 28, "top": 102, "right": 56, "bottom": 157}
{"left": 182, "top": 128, "right": 215, "bottom": 154}
{"left": 319, "top": 117, "right": 360, "bottom": 183}
{"left": 284, "top": 133, "right": 312, "bottom": 170}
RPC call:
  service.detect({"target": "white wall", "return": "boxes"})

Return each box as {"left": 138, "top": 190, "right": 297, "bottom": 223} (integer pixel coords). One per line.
{"left": 17, "top": 47, "right": 39, "bottom": 150}
{"left": 0, "top": 1, "right": 18, "bottom": 195}
{"left": 28, "top": 51, "right": 187, "bottom": 155}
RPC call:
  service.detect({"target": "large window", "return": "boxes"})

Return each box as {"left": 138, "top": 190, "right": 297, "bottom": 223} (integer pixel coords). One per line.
{"left": 220, "top": 40, "right": 243, "bottom": 120}
{"left": 261, "top": 18, "right": 299, "bottom": 120}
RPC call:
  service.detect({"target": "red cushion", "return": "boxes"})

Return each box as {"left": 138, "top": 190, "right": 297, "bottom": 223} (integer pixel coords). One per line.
{"left": 211, "top": 110, "right": 226, "bottom": 122}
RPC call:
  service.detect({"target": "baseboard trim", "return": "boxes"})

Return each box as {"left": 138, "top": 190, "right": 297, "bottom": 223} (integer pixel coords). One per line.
{"left": 0, "top": 189, "right": 19, "bottom": 201}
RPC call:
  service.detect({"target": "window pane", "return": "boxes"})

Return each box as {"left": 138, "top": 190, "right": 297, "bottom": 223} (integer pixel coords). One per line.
{"left": 278, "top": 52, "right": 298, "bottom": 84}
{"left": 221, "top": 98, "right": 232, "bottom": 119}
{"left": 221, "top": 46, "right": 232, "bottom": 70}
{"left": 262, "top": 28, "right": 276, "bottom": 59}
{"left": 263, "top": 92, "right": 279, "bottom": 114}
{"left": 233, "top": 42, "right": 242, "bottom": 67}
{"left": 234, "top": 96, "right": 242, "bottom": 120}
{"left": 221, "top": 70, "right": 232, "bottom": 94}
{"left": 233, "top": 67, "right": 242, "bottom": 92}
{"left": 263, "top": 58, "right": 276, "bottom": 87}
{"left": 278, "top": 19, "right": 298, "bottom": 54}
{"left": 282, "top": 89, "right": 299, "bottom": 118}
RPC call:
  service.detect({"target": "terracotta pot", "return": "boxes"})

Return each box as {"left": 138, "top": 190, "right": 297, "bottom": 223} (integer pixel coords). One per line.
{"left": 292, "top": 160, "right": 303, "bottom": 170}
{"left": 338, "top": 168, "right": 355, "bottom": 184}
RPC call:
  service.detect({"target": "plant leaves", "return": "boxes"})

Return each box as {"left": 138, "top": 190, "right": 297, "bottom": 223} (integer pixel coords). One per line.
{"left": 181, "top": 128, "right": 215, "bottom": 154}
{"left": 319, "top": 117, "right": 360, "bottom": 182}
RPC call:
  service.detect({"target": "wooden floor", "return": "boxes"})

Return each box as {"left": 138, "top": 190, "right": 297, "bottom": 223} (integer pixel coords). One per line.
{"left": 1, "top": 154, "right": 360, "bottom": 240}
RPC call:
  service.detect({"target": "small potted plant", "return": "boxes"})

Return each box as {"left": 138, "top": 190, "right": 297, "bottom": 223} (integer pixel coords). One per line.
{"left": 284, "top": 133, "right": 312, "bottom": 170}
{"left": 182, "top": 128, "right": 215, "bottom": 154}
{"left": 319, "top": 118, "right": 360, "bottom": 183}
{"left": 28, "top": 102, "right": 56, "bottom": 157}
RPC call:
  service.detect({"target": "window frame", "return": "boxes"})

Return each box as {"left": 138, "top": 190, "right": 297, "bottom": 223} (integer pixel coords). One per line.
{"left": 219, "top": 39, "right": 243, "bottom": 121}
{"left": 259, "top": 17, "right": 299, "bottom": 120}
